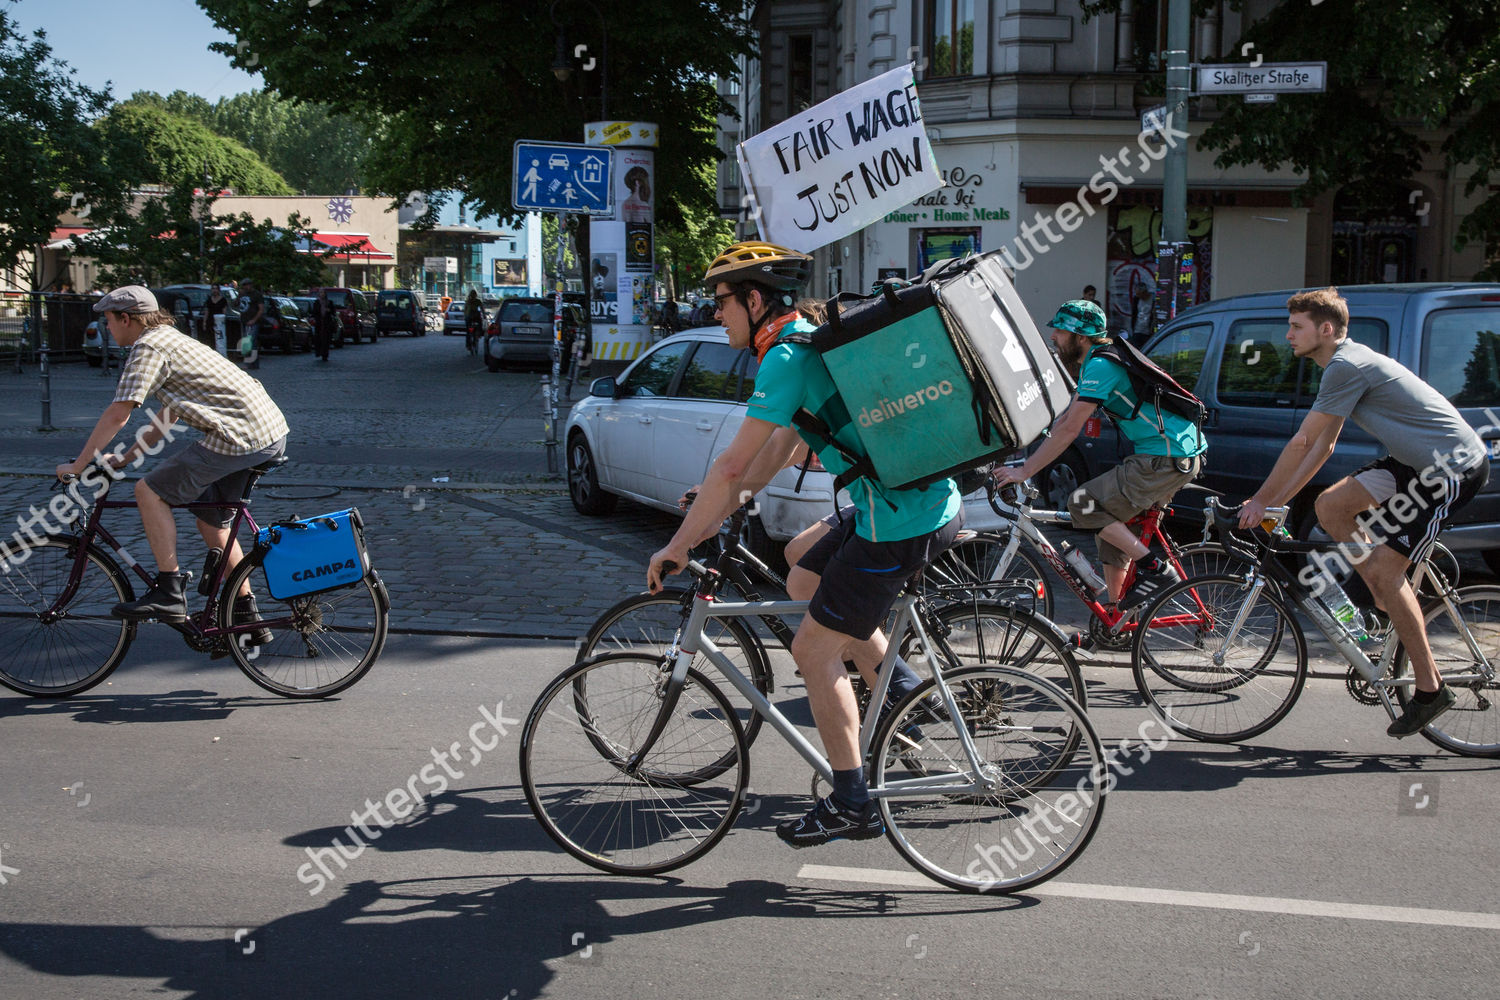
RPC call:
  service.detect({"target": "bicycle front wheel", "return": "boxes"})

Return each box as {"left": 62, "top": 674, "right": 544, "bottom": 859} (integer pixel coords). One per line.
{"left": 1132, "top": 574, "right": 1307, "bottom": 742}
{"left": 918, "top": 531, "right": 1053, "bottom": 619}
{"left": 578, "top": 588, "right": 771, "bottom": 751}
{"left": 219, "top": 558, "right": 388, "bottom": 697}
{"left": 1392, "top": 585, "right": 1500, "bottom": 757}
{"left": 900, "top": 601, "right": 1085, "bottom": 707}
{"left": 0, "top": 537, "right": 135, "bottom": 697}
{"left": 520, "top": 653, "right": 747, "bottom": 875}
{"left": 871, "top": 666, "right": 1106, "bottom": 893}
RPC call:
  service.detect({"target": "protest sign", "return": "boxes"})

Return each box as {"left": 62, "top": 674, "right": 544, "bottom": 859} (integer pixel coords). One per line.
{"left": 737, "top": 63, "right": 942, "bottom": 252}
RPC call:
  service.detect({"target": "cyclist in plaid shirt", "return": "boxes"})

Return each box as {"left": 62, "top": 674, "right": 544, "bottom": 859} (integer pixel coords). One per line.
{"left": 56, "top": 285, "right": 290, "bottom": 634}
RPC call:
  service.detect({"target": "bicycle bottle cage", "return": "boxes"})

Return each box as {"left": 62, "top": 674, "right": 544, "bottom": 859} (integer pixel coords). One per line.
{"left": 257, "top": 507, "right": 369, "bottom": 600}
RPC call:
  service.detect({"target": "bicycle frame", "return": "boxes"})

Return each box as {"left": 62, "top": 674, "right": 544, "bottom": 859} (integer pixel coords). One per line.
{"left": 627, "top": 590, "right": 994, "bottom": 798}
{"left": 1207, "top": 503, "right": 1497, "bottom": 718}
{"left": 51, "top": 479, "right": 288, "bottom": 648}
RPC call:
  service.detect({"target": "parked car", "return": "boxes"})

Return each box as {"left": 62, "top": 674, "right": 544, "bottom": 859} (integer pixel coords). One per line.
{"left": 375, "top": 289, "right": 425, "bottom": 337}
{"left": 484, "top": 297, "right": 585, "bottom": 372}
{"left": 291, "top": 296, "right": 343, "bottom": 349}
{"left": 1064, "top": 282, "right": 1500, "bottom": 568}
{"left": 303, "top": 287, "right": 376, "bottom": 344}
{"left": 443, "top": 301, "right": 468, "bottom": 336}
{"left": 81, "top": 319, "right": 128, "bottom": 366}
{"left": 256, "top": 296, "right": 314, "bottom": 353}
{"left": 563, "top": 328, "right": 1007, "bottom": 559}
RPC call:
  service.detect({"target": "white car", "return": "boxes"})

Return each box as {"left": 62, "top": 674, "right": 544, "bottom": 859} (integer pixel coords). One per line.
{"left": 563, "top": 328, "right": 1007, "bottom": 557}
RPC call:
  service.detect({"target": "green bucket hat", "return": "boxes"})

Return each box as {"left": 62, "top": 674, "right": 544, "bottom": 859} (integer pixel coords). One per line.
{"left": 1048, "top": 299, "right": 1107, "bottom": 338}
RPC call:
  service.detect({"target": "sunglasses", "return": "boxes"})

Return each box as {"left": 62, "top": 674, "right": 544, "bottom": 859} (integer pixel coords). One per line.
{"left": 712, "top": 292, "right": 736, "bottom": 310}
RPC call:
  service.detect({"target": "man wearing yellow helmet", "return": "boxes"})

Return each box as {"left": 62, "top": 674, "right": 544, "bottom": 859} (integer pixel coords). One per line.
{"left": 648, "top": 241, "right": 962, "bottom": 848}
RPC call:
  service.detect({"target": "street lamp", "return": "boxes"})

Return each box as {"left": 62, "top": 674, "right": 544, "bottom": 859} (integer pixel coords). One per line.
{"left": 549, "top": 0, "right": 607, "bottom": 119}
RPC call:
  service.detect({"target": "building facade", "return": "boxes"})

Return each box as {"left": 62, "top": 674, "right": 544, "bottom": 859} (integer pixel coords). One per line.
{"left": 396, "top": 193, "right": 543, "bottom": 301}
{"left": 727, "top": 0, "right": 1488, "bottom": 327}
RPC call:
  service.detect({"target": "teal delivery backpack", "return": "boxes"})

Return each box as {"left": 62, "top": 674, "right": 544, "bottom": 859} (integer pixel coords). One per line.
{"left": 793, "top": 252, "right": 1072, "bottom": 491}
{"left": 257, "top": 508, "right": 370, "bottom": 600}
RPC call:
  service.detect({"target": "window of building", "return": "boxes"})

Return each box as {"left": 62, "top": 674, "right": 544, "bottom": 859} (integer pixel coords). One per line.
{"left": 918, "top": 228, "right": 980, "bottom": 270}
{"left": 788, "top": 34, "right": 814, "bottom": 111}
{"left": 925, "top": 0, "right": 974, "bottom": 78}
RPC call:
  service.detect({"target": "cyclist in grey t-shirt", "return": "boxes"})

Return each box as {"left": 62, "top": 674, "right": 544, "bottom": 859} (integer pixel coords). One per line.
{"left": 1240, "top": 287, "right": 1488, "bottom": 738}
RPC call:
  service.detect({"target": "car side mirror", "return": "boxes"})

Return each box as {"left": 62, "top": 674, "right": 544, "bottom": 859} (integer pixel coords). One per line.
{"left": 590, "top": 376, "right": 617, "bottom": 398}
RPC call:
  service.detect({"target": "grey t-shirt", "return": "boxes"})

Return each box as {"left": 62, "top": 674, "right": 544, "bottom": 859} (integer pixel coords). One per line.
{"left": 1311, "top": 339, "right": 1485, "bottom": 474}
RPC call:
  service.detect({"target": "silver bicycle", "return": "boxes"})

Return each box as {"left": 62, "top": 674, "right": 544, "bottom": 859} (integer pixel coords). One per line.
{"left": 520, "top": 508, "right": 1108, "bottom": 893}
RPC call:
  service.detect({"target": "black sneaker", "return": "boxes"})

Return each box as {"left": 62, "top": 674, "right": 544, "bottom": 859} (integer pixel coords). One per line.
{"left": 775, "top": 795, "right": 884, "bottom": 848}
{"left": 1387, "top": 685, "right": 1457, "bottom": 737}
{"left": 1119, "top": 561, "right": 1182, "bottom": 611}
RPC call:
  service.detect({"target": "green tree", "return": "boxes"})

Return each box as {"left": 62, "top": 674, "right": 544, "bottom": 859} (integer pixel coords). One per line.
{"left": 656, "top": 167, "right": 736, "bottom": 297}
{"left": 1084, "top": 0, "right": 1500, "bottom": 278}
{"left": 209, "top": 90, "right": 370, "bottom": 195}
{"left": 196, "top": 0, "right": 755, "bottom": 226}
{"left": 98, "top": 102, "right": 294, "bottom": 195}
{"left": 0, "top": 6, "right": 126, "bottom": 291}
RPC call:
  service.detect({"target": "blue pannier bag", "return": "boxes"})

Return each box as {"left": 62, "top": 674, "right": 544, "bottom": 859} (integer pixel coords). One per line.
{"left": 257, "top": 508, "right": 370, "bottom": 600}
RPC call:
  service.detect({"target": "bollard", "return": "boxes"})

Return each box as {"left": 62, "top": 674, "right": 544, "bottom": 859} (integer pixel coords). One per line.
{"left": 542, "top": 374, "right": 559, "bottom": 473}
{"left": 39, "top": 344, "right": 53, "bottom": 430}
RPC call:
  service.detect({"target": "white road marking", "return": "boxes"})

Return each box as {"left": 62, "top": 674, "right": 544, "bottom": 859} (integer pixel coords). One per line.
{"left": 797, "top": 865, "right": 1500, "bottom": 930}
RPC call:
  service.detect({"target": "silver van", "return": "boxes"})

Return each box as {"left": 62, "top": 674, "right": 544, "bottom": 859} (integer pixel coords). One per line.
{"left": 1054, "top": 283, "right": 1500, "bottom": 571}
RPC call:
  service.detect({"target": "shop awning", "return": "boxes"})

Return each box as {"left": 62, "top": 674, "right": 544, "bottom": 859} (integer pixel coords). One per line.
{"left": 307, "top": 232, "right": 394, "bottom": 262}
{"left": 45, "top": 226, "right": 92, "bottom": 250}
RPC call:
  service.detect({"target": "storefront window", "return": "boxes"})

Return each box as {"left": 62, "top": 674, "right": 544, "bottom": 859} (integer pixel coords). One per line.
{"left": 925, "top": 0, "right": 974, "bottom": 78}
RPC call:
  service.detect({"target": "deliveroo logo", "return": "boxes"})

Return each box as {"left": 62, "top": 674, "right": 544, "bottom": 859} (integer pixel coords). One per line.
{"left": 989, "top": 306, "right": 1030, "bottom": 373}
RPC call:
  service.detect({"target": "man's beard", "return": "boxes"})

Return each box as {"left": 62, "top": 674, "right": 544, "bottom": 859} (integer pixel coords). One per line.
{"left": 1056, "top": 335, "right": 1088, "bottom": 376}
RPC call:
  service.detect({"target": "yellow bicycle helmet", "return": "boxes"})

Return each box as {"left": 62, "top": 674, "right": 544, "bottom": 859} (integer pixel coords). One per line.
{"left": 703, "top": 241, "right": 813, "bottom": 291}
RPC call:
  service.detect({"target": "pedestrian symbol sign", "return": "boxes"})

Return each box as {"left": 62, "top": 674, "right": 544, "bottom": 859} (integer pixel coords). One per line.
{"left": 513, "top": 141, "right": 614, "bottom": 215}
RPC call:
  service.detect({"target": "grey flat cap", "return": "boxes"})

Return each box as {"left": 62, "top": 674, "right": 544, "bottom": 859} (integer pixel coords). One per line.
{"left": 93, "top": 285, "right": 158, "bottom": 313}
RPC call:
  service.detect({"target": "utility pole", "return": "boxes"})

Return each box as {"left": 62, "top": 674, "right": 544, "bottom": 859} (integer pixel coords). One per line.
{"left": 1162, "top": 0, "right": 1191, "bottom": 245}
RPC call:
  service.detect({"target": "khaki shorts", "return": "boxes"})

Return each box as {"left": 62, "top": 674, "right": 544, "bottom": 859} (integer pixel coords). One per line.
{"left": 1068, "top": 453, "right": 1201, "bottom": 566}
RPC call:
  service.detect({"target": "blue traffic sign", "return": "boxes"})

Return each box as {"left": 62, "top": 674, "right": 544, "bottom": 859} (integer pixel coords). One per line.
{"left": 513, "top": 141, "right": 613, "bottom": 214}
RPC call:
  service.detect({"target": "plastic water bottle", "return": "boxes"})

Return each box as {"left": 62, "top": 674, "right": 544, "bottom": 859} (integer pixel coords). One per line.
{"left": 1060, "top": 541, "right": 1106, "bottom": 595}
{"left": 1317, "top": 575, "right": 1371, "bottom": 643}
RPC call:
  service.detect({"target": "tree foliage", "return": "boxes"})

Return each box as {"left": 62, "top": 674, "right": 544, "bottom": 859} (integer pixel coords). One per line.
{"left": 195, "top": 0, "right": 756, "bottom": 225}
{"left": 1084, "top": 0, "right": 1500, "bottom": 277}
{"left": 98, "top": 102, "right": 293, "bottom": 195}
{"left": 0, "top": 6, "right": 125, "bottom": 289}
{"left": 127, "top": 88, "right": 370, "bottom": 194}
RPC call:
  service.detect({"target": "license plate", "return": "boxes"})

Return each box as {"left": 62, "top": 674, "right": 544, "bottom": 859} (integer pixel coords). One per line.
{"left": 514, "top": 326, "right": 546, "bottom": 338}
{"left": 1489, "top": 439, "right": 1500, "bottom": 461}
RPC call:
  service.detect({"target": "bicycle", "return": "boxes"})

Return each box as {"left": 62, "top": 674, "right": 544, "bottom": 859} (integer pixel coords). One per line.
{"left": 1129, "top": 497, "right": 1500, "bottom": 756}
{"left": 979, "top": 480, "right": 1238, "bottom": 652}
{"left": 520, "top": 507, "right": 1107, "bottom": 892}
{"left": 578, "top": 509, "right": 1087, "bottom": 748}
{"left": 0, "top": 458, "right": 390, "bottom": 699}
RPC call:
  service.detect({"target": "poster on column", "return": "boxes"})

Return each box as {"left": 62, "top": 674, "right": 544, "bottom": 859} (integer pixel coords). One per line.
{"left": 736, "top": 63, "right": 942, "bottom": 253}
{"left": 590, "top": 252, "right": 618, "bottom": 324}
{"left": 618, "top": 148, "right": 654, "bottom": 271}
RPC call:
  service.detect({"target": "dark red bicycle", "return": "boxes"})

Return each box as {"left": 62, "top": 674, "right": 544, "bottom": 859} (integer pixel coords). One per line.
{"left": 0, "top": 458, "right": 389, "bottom": 698}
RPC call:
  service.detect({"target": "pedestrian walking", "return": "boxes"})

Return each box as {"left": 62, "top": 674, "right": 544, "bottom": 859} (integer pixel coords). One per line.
{"left": 310, "top": 287, "right": 336, "bottom": 361}
{"left": 238, "top": 279, "right": 264, "bottom": 370}
{"left": 200, "top": 283, "right": 228, "bottom": 351}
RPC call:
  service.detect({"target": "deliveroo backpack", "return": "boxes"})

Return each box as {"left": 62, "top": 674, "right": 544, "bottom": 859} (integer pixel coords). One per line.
{"left": 786, "top": 252, "right": 1073, "bottom": 491}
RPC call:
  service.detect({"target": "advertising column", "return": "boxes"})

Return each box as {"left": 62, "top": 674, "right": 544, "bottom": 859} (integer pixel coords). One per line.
{"left": 585, "top": 120, "right": 657, "bottom": 362}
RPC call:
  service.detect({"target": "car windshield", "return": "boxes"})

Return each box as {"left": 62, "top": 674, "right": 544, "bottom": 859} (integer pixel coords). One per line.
{"left": 275, "top": 297, "right": 299, "bottom": 316}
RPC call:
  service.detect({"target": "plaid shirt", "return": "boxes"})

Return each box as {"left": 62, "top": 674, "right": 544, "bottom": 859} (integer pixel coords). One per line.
{"left": 114, "top": 326, "right": 289, "bottom": 455}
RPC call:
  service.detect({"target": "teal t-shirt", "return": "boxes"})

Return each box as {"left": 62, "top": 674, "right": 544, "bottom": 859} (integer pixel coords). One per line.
{"left": 748, "top": 318, "right": 961, "bottom": 542}
{"left": 1077, "top": 344, "right": 1206, "bottom": 458}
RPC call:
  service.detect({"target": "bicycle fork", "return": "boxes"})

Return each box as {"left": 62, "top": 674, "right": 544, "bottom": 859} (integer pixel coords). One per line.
{"left": 1208, "top": 574, "right": 1270, "bottom": 664}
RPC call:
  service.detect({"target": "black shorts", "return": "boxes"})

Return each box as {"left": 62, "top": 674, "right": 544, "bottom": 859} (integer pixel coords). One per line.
{"left": 1351, "top": 455, "right": 1489, "bottom": 563}
{"left": 796, "top": 509, "right": 963, "bottom": 640}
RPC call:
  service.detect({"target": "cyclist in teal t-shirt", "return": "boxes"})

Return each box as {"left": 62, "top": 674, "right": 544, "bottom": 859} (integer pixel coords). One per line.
{"left": 648, "top": 241, "right": 962, "bottom": 849}
{"left": 994, "top": 299, "right": 1206, "bottom": 611}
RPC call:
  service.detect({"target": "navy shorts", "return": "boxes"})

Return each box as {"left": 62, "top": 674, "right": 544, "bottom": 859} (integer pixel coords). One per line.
{"left": 796, "top": 508, "right": 963, "bottom": 640}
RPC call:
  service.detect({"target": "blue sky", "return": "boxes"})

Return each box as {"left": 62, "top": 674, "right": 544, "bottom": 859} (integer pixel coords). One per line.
{"left": 13, "top": 0, "right": 262, "bottom": 102}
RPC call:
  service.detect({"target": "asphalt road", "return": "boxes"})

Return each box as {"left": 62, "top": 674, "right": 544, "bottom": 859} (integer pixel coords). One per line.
{"left": 1, "top": 334, "right": 1497, "bottom": 999}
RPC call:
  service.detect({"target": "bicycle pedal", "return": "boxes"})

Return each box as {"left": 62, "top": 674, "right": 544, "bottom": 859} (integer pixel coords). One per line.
{"left": 1066, "top": 632, "right": 1094, "bottom": 651}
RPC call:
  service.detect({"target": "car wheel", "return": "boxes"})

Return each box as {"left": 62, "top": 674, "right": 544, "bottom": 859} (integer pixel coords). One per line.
{"left": 567, "top": 434, "right": 617, "bottom": 515}
{"left": 1038, "top": 448, "right": 1089, "bottom": 511}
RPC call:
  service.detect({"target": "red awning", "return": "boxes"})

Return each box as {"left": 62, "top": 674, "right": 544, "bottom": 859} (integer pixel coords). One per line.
{"left": 308, "top": 232, "right": 394, "bottom": 262}
{"left": 49, "top": 226, "right": 91, "bottom": 242}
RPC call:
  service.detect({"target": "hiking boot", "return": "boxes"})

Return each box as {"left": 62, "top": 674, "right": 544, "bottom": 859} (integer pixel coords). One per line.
{"left": 1119, "top": 561, "right": 1182, "bottom": 611}
{"left": 1387, "top": 685, "right": 1457, "bottom": 737}
{"left": 234, "top": 593, "right": 274, "bottom": 646}
{"left": 112, "top": 571, "right": 189, "bottom": 622}
{"left": 776, "top": 795, "right": 884, "bottom": 849}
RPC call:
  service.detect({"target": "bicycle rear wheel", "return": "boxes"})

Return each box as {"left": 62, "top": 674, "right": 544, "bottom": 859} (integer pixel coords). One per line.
{"left": 1132, "top": 574, "right": 1307, "bottom": 742}
{"left": 578, "top": 588, "right": 771, "bottom": 750}
{"left": 900, "top": 601, "right": 1085, "bottom": 707}
{"left": 871, "top": 666, "right": 1105, "bottom": 893}
{"left": 520, "top": 653, "right": 747, "bottom": 875}
{"left": 1392, "top": 585, "right": 1500, "bottom": 757}
{"left": 0, "top": 537, "right": 135, "bottom": 697}
{"left": 220, "top": 558, "right": 388, "bottom": 698}
{"left": 918, "top": 531, "right": 1052, "bottom": 619}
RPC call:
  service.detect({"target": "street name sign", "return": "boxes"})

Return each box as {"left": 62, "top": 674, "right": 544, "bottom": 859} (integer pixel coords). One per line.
{"left": 1196, "top": 62, "right": 1326, "bottom": 94}
{"left": 513, "top": 141, "right": 614, "bottom": 214}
